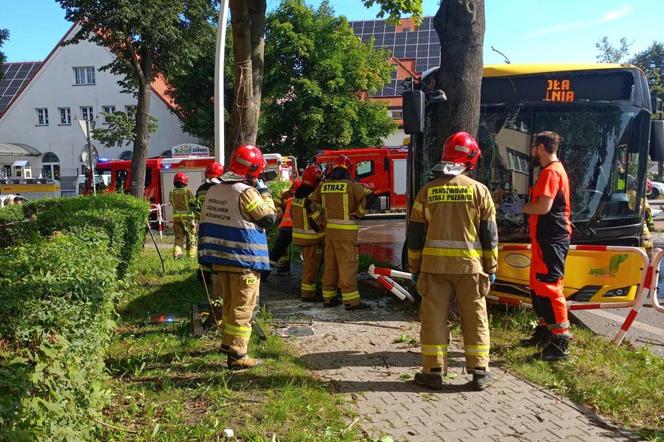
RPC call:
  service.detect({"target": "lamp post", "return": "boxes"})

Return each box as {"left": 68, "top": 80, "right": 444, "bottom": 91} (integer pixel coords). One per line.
{"left": 78, "top": 117, "right": 97, "bottom": 194}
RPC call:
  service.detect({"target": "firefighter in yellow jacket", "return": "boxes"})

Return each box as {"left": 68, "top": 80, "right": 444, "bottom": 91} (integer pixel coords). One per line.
{"left": 309, "top": 155, "right": 374, "bottom": 309}
{"left": 407, "top": 132, "right": 498, "bottom": 391}
{"left": 198, "top": 144, "right": 276, "bottom": 369}
{"left": 170, "top": 172, "right": 197, "bottom": 259}
{"left": 291, "top": 165, "right": 325, "bottom": 301}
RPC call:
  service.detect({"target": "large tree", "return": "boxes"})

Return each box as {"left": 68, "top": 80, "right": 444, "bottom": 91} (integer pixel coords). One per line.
{"left": 0, "top": 29, "right": 8, "bottom": 81}
{"left": 260, "top": 0, "right": 396, "bottom": 161}
{"left": 57, "top": 0, "right": 217, "bottom": 198}
{"left": 226, "top": 0, "right": 422, "bottom": 162}
{"left": 433, "top": 0, "right": 485, "bottom": 149}
{"left": 595, "top": 36, "right": 631, "bottom": 63}
{"left": 631, "top": 41, "right": 664, "bottom": 101}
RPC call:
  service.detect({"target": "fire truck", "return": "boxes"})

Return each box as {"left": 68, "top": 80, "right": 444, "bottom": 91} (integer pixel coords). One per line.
{"left": 402, "top": 63, "right": 664, "bottom": 305}
{"left": 315, "top": 147, "right": 408, "bottom": 211}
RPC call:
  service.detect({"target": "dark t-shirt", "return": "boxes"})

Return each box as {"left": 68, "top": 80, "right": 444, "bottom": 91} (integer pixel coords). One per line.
{"left": 529, "top": 161, "right": 572, "bottom": 243}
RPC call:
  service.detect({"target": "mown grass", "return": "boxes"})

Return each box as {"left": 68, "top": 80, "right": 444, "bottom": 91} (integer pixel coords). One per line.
{"left": 100, "top": 246, "right": 359, "bottom": 441}
{"left": 487, "top": 305, "right": 664, "bottom": 440}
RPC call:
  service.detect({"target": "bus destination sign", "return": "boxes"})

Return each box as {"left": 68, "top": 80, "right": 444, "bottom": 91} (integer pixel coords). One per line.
{"left": 544, "top": 79, "right": 574, "bottom": 102}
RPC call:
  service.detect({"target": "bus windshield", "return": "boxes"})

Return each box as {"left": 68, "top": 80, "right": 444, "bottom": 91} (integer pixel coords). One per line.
{"left": 471, "top": 104, "right": 647, "bottom": 241}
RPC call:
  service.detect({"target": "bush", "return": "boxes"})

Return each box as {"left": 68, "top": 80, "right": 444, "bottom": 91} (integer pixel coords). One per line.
{"left": 23, "top": 194, "right": 149, "bottom": 277}
{"left": 0, "top": 229, "right": 118, "bottom": 441}
{"left": 0, "top": 205, "right": 38, "bottom": 248}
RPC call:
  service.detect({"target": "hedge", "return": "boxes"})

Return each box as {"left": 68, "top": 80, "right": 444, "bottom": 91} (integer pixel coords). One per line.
{"left": 0, "top": 205, "right": 38, "bottom": 248}
{"left": 20, "top": 194, "right": 149, "bottom": 277}
{"left": 0, "top": 229, "right": 118, "bottom": 441}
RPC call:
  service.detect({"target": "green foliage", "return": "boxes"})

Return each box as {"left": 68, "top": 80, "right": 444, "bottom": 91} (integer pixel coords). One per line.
{"left": 23, "top": 194, "right": 150, "bottom": 278}
{"left": 0, "top": 230, "right": 119, "bottom": 441}
{"left": 168, "top": 25, "right": 234, "bottom": 147}
{"left": 261, "top": 0, "right": 396, "bottom": 162}
{"left": 363, "top": 0, "right": 422, "bottom": 24}
{"left": 0, "top": 205, "right": 39, "bottom": 248}
{"left": 93, "top": 111, "right": 158, "bottom": 149}
{"left": 631, "top": 41, "right": 664, "bottom": 101}
{"left": 595, "top": 36, "right": 632, "bottom": 63}
{"left": 0, "top": 28, "right": 8, "bottom": 81}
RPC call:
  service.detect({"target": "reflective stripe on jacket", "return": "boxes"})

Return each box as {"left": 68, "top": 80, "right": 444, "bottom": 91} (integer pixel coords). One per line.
{"left": 170, "top": 187, "right": 194, "bottom": 217}
{"left": 198, "top": 181, "right": 270, "bottom": 271}
{"left": 407, "top": 174, "right": 498, "bottom": 275}
{"left": 291, "top": 197, "right": 324, "bottom": 246}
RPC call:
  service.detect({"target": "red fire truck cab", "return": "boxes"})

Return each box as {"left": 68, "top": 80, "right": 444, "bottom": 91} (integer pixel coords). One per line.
{"left": 314, "top": 147, "right": 408, "bottom": 211}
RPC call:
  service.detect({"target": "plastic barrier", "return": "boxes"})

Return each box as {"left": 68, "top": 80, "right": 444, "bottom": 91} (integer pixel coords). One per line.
{"left": 370, "top": 243, "right": 656, "bottom": 345}
{"left": 499, "top": 244, "right": 650, "bottom": 312}
{"left": 149, "top": 203, "right": 167, "bottom": 239}
{"left": 367, "top": 267, "right": 415, "bottom": 302}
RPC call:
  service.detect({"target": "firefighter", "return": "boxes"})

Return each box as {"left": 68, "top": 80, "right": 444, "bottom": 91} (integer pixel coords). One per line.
{"left": 309, "top": 155, "right": 374, "bottom": 309}
{"left": 170, "top": 172, "right": 197, "bottom": 259}
{"left": 407, "top": 132, "right": 498, "bottom": 391}
{"left": 291, "top": 165, "right": 325, "bottom": 301}
{"left": 272, "top": 182, "right": 295, "bottom": 273}
{"left": 195, "top": 162, "right": 225, "bottom": 290}
{"left": 196, "top": 162, "right": 224, "bottom": 208}
{"left": 268, "top": 179, "right": 299, "bottom": 276}
{"left": 198, "top": 144, "right": 275, "bottom": 369}
{"left": 502, "top": 131, "right": 572, "bottom": 362}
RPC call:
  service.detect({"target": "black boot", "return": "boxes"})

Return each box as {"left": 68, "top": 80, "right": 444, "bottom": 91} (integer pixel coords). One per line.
{"left": 471, "top": 367, "right": 493, "bottom": 391}
{"left": 538, "top": 334, "right": 570, "bottom": 362}
{"left": 323, "top": 297, "right": 342, "bottom": 308}
{"left": 520, "top": 326, "right": 551, "bottom": 348}
{"left": 414, "top": 372, "right": 443, "bottom": 390}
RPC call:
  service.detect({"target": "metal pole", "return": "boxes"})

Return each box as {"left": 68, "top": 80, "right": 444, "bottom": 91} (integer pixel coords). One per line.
{"left": 86, "top": 119, "right": 96, "bottom": 195}
{"left": 214, "top": 0, "right": 229, "bottom": 165}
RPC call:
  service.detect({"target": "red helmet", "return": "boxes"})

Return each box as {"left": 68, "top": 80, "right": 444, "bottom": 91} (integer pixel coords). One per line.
{"left": 441, "top": 131, "right": 481, "bottom": 170}
{"left": 228, "top": 144, "right": 266, "bottom": 179}
{"left": 332, "top": 155, "right": 354, "bottom": 176}
{"left": 290, "top": 178, "right": 302, "bottom": 194}
{"left": 174, "top": 172, "right": 189, "bottom": 186}
{"left": 301, "top": 165, "right": 323, "bottom": 187}
{"left": 205, "top": 162, "right": 224, "bottom": 179}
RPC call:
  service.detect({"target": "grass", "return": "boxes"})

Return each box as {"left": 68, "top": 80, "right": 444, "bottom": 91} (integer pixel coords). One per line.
{"left": 100, "top": 246, "right": 359, "bottom": 441}
{"left": 486, "top": 305, "right": 664, "bottom": 440}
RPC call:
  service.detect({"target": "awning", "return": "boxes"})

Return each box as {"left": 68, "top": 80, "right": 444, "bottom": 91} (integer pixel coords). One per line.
{"left": 0, "top": 143, "right": 41, "bottom": 157}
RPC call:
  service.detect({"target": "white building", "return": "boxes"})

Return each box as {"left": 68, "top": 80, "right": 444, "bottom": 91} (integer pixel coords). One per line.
{"left": 0, "top": 23, "right": 200, "bottom": 193}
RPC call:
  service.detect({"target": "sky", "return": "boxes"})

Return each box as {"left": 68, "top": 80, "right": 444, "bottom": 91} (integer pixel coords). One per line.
{"left": 1, "top": 0, "right": 663, "bottom": 65}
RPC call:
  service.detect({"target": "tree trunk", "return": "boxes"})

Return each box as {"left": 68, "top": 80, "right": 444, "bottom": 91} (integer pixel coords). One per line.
{"left": 433, "top": 0, "right": 485, "bottom": 154}
{"left": 249, "top": 0, "right": 266, "bottom": 119}
{"left": 227, "top": 0, "right": 259, "bottom": 162}
{"left": 130, "top": 50, "right": 153, "bottom": 198}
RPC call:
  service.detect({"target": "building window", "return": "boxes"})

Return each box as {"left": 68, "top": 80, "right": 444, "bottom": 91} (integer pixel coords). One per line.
{"left": 58, "top": 107, "right": 71, "bottom": 125}
{"left": 390, "top": 110, "right": 403, "bottom": 120}
{"left": 36, "top": 108, "right": 49, "bottom": 126}
{"left": 125, "top": 105, "right": 137, "bottom": 115}
{"left": 42, "top": 152, "right": 61, "bottom": 180}
{"left": 73, "top": 66, "right": 96, "bottom": 85}
{"left": 80, "top": 106, "right": 94, "bottom": 122}
{"left": 101, "top": 105, "right": 116, "bottom": 124}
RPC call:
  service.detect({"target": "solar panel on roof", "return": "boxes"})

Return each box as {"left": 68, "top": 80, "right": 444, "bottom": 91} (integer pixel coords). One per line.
{"left": 0, "top": 62, "right": 43, "bottom": 114}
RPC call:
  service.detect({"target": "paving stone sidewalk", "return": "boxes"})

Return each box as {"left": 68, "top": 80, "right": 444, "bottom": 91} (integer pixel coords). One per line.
{"left": 261, "top": 273, "right": 642, "bottom": 442}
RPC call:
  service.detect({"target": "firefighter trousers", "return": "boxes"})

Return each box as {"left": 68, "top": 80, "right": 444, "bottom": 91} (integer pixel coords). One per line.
{"left": 322, "top": 239, "right": 360, "bottom": 306}
{"left": 530, "top": 240, "right": 570, "bottom": 335}
{"left": 211, "top": 269, "right": 261, "bottom": 356}
{"left": 173, "top": 217, "right": 197, "bottom": 257}
{"left": 417, "top": 273, "right": 491, "bottom": 373}
{"left": 300, "top": 243, "right": 324, "bottom": 299}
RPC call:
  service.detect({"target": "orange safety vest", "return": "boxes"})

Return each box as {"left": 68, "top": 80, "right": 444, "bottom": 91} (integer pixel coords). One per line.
{"left": 278, "top": 197, "right": 294, "bottom": 229}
